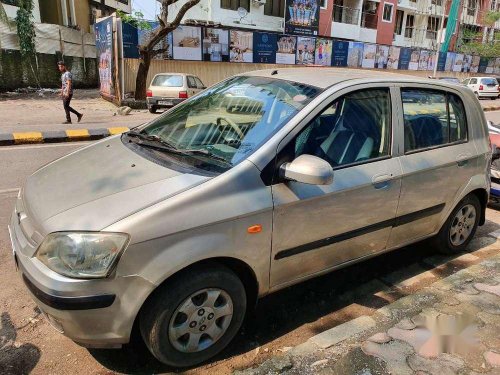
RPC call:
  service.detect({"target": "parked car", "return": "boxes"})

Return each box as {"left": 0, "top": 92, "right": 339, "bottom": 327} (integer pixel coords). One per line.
{"left": 146, "top": 73, "right": 206, "bottom": 113}
{"left": 488, "top": 121, "right": 500, "bottom": 201}
{"left": 9, "top": 69, "right": 491, "bottom": 368}
{"left": 462, "top": 76, "right": 499, "bottom": 99}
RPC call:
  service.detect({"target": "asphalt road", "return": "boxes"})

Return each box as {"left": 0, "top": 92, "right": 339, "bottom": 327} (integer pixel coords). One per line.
{"left": 1, "top": 115, "right": 500, "bottom": 374}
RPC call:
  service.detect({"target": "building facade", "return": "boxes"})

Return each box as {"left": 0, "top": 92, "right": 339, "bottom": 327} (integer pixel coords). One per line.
{"left": 1, "top": 0, "right": 131, "bottom": 32}
{"left": 166, "top": 0, "right": 500, "bottom": 51}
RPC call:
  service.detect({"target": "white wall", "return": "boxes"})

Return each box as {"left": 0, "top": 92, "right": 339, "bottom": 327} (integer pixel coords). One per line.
{"left": 104, "top": 0, "right": 132, "bottom": 13}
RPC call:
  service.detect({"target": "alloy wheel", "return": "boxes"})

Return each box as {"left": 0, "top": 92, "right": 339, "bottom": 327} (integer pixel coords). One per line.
{"left": 449, "top": 204, "right": 476, "bottom": 246}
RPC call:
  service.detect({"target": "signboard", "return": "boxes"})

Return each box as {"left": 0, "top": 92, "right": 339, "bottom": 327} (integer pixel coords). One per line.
{"left": 452, "top": 53, "right": 464, "bottom": 72}
{"left": 230, "top": 30, "right": 253, "bottom": 62}
{"left": 284, "top": 0, "right": 320, "bottom": 36}
{"left": 398, "top": 47, "right": 411, "bottom": 70}
{"left": 361, "top": 44, "right": 376, "bottom": 69}
{"left": 427, "top": 51, "right": 436, "bottom": 71}
{"left": 375, "top": 45, "right": 389, "bottom": 69}
{"left": 138, "top": 21, "right": 173, "bottom": 60}
{"left": 314, "top": 38, "right": 332, "bottom": 66}
{"left": 470, "top": 55, "right": 480, "bottom": 73}
{"left": 486, "top": 58, "right": 495, "bottom": 73}
{"left": 478, "top": 57, "right": 489, "bottom": 73}
{"left": 203, "top": 28, "right": 229, "bottom": 62}
{"left": 347, "top": 42, "right": 363, "bottom": 68}
{"left": 387, "top": 46, "right": 400, "bottom": 70}
{"left": 445, "top": 52, "right": 455, "bottom": 71}
{"left": 332, "top": 40, "right": 349, "bottom": 67}
{"left": 276, "top": 35, "right": 297, "bottom": 64}
{"left": 462, "top": 55, "right": 473, "bottom": 72}
{"left": 418, "top": 50, "right": 430, "bottom": 70}
{"left": 172, "top": 26, "right": 202, "bottom": 61}
{"left": 94, "top": 17, "right": 115, "bottom": 98}
{"left": 122, "top": 22, "right": 139, "bottom": 59}
{"left": 436, "top": 52, "right": 447, "bottom": 71}
{"left": 253, "top": 32, "right": 277, "bottom": 63}
{"left": 408, "top": 49, "right": 420, "bottom": 70}
{"left": 296, "top": 36, "right": 315, "bottom": 65}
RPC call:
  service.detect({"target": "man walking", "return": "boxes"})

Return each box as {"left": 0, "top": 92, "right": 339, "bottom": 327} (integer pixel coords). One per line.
{"left": 58, "top": 61, "right": 83, "bottom": 124}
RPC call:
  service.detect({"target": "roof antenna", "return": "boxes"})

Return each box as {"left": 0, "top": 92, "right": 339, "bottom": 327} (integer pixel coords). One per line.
{"left": 271, "top": 70, "right": 278, "bottom": 75}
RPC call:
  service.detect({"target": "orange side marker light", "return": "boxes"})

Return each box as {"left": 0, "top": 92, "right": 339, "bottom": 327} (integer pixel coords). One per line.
{"left": 247, "top": 225, "right": 262, "bottom": 234}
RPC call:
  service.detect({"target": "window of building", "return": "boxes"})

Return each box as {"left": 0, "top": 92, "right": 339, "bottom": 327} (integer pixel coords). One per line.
{"left": 405, "top": 14, "right": 415, "bottom": 38}
{"left": 467, "top": 0, "right": 477, "bottom": 16}
{"left": 431, "top": 0, "right": 442, "bottom": 6}
{"left": 292, "top": 89, "right": 391, "bottom": 168}
{"left": 264, "top": 0, "right": 285, "bottom": 17}
{"left": 426, "top": 16, "right": 439, "bottom": 39}
{"left": 382, "top": 3, "right": 394, "bottom": 23}
{"left": 221, "top": 0, "right": 250, "bottom": 12}
{"left": 402, "top": 89, "right": 467, "bottom": 153}
{"left": 320, "top": 0, "right": 328, "bottom": 8}
{"left": 394, "top": 10, "right": 404, "bottom": 35}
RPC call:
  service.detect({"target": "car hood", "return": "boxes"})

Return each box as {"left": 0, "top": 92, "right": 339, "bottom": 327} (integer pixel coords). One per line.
{"left": 23, "top": 136, "right": 210, "bottom": 233}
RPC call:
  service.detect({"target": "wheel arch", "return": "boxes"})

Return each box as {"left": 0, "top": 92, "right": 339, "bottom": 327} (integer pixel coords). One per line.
{"left": 469, "top": 188, "right": 488, "bottom": 226}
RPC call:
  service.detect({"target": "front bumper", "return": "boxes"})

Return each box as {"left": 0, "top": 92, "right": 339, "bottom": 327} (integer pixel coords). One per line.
{"left": 147, "top": 96, "right": 184, "bottom": 108}
{"left": 8, "top": 210, "right": 156, "bottom": 348}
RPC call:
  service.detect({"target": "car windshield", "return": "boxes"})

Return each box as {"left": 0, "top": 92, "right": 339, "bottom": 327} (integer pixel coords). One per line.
{"left": 152, "top": 75, "right": 183, "bottom": 87}
{"left": 481, "top": 78, "right": 497, "bottom": 85}
{"left": 133, "top": 76, "right": 320, "bottom": 171}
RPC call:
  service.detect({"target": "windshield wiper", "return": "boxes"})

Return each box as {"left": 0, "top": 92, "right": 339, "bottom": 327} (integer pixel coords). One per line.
{"left": 177, "top": 148, "right": 232, "bottom": 166}
{"left": 126, "top": 130, "right": 178, "bottom": 151}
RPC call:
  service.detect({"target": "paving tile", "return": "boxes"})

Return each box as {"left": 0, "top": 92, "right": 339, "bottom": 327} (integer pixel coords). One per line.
{"left": 474, "top": 283, "right": 500, "bottom": 297}
{"left": 309, "top": 316, "right": 376, "bottom": 349}
{"left": 361, "top": 340, "right": 414, "bottom": 375}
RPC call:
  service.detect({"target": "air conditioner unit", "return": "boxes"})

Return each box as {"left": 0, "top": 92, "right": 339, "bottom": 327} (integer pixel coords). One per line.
{"left": 252, "top": 0, "right": 266, "bottom": 7}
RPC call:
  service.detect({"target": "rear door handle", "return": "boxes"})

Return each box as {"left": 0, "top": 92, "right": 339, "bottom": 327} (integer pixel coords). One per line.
{"left": 372, "top": 173, "right": 393, "bottom": 189}
{"left": 456, "top": 153, "right": 472, "bottom": 167}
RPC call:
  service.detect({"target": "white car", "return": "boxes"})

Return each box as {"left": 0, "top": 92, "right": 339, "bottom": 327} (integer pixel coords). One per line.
{"left": 462, "top": 77, "right": 499, "bottom": 99}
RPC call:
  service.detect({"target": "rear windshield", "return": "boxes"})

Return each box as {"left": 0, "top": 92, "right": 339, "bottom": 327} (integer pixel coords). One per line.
{"left": 481, "top": 78, "right": 497, "bottom": 85}
{"left": 152, "top": 75, "right": 183, "bottom": 87}
{"left": 439, "top": 77, "right": 460, "bottom": 83}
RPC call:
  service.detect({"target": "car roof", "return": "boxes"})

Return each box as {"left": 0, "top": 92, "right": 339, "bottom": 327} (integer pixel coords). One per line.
{"left": 240, "top": 67, "right": 462, "bottom": 89}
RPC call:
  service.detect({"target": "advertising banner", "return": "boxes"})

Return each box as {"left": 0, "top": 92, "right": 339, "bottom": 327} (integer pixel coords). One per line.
{"left": 230, "top": 30, "right": 253, "bottom": 63}
{"left": 445, "top": 52, "right": 455, "bottom": 71}
{"left": 436, "top": 52, "right": 447, "bottom": 71}
{"left": 478, "top": 57, "right": 489, "bottom": 73}
{"left": 361, "top": 44, "right": 376, "bottom": 69}
{"left": 122, "top": 22, "right": 139, "bottom": 59}
{"left": 462, "top": 55, "right": 473, "bottom": 72}
{"left": 408, "top": 49, "right": 420, "bottom": 70}
{"left": 427, "top": 51, "right": 436, "bottom": 71}
{"left": 486, "top": 58, "right": 495, "bottom": 73}
{"left": 347, "top": 42, "right": 364, "bottom": 68}
{"left": 284, "top": 0, "right": 320, "bottom": 36}
{"left": 418, "top": 50, "right": 430, "bottom": 70}
{"left": 470, "top": 55, "right": 480, "bottom": 73}
{"left": 452, "top": 53, "right": 464, "bottom": 72}
{"left": 276, "top": 35, "right": 297, "bottom": 65}
{"left": 94, "top": 17, "right": 115, "bottom": 98}
{"left": 387, "top": 46, "right": 400, "bottom": 70}
{"left": 314, "top": 38, "right": 332, "bottom": 66}
{"left": 296, "top": 36, "right": 315, "bottom": 65}
{"left": 138, "top": 21, "right": 173, "bottom": 60}
{"left": 203, "top": 28, "right": 229, "bottom": 62}
{"left": 253, "top": 32, "right": 277, "bottom": 63}
{"left": 495, "top": 57, "right": 500, "bottom": 74}
{"left": 172, "top": 26, "right": 202, "bottom": 61}
{"left": 332, "top": 40, "right": 349, "bottom": 67}
{"left": 398, "top": 47, "right": 411, "bottom": 70}
{"left": 375, "top": 45, "right": 389, "bottom": 69}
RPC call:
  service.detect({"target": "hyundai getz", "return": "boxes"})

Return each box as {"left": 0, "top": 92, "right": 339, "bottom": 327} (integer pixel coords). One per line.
{"left": 9, "top": 68, "right": 490, "bottom": 368}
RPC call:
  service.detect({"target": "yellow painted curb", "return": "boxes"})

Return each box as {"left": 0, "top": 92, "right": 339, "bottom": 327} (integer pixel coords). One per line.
{"left": 108, "top": 127, "right": 129, "bottom": 135}
{"left": 13, "top": 132, "right": 43, "bottom": 144}
{"left": 66, "top": 129, "right": 90, "bottom": 139}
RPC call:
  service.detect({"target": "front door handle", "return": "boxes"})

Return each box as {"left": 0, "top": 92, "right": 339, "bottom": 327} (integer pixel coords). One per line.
{"left": 372, "top": 173, "right": 393, "bottom": 189}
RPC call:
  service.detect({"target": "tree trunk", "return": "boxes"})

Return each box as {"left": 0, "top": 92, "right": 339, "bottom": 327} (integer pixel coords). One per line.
{"left": 135, "top": 50, "right": 152, "bottom": 100}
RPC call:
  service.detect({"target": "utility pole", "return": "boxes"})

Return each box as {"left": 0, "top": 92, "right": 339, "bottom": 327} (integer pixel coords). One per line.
{"left": 433, "top": 3, "right": 447, "bottom": 78}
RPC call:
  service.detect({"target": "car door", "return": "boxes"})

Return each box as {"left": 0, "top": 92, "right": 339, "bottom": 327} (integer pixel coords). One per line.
{"left": 387, "top": 86, "right": 475, "bottom": 248}
{"left": 186, "top": 76, "right": 198, "bottom": 97}
{"left": 270, "top": 87, "right": 402, "bottom": 288}
{"left": 194, "top": 77, "right": 206, "bottom": 91}
{"left": 469, "top": 78, "right": 478, "bottom": 92}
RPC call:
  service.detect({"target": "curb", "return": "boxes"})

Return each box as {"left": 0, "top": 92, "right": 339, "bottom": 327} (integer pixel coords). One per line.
{"left": 483, "top": 105, "right": 500, "bottom": 112}
{"left": 0, "top": 127, "right": 130, "bottom": 146}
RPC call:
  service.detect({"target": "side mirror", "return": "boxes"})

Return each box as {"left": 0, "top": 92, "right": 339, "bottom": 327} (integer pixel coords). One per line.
{"left": 492, "top": 144, "right": 500, "bottom": 161}
{"left": 280, "top": 154, "right": 334, "bottom": 185}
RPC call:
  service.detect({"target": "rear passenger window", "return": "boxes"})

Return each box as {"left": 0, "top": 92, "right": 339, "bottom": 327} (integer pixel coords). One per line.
{"left": 402, "top": 89, "right": 467, "bottom": 153}
{"left": 187, "top": 76, "right": 197, "bottom": 88}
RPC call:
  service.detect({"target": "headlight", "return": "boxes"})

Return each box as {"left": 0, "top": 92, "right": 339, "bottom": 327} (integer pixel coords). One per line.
{"left": 36, "top": 232, "right": 130, "bottom": 278}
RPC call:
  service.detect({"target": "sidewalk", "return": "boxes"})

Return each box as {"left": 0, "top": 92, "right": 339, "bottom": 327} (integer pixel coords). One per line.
{"left": 236, "top": 245, "right": 500, "bottom": 375}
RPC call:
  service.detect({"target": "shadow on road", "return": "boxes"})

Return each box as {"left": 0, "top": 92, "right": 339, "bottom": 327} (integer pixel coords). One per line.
{"left": 88, "top": 221, "right": 500, "bottom": 374}
{"left": 0, "top": 312, "right": 41, "bottom": 375}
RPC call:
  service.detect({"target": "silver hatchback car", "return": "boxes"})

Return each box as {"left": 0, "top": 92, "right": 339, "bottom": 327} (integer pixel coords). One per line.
{"left": 9, "top": 69, "right": 490, "bottom": 368}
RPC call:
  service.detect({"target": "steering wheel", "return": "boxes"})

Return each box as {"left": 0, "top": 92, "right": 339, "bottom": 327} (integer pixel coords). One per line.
{"left": 216, "top": 116, "right": 244, "bottom": 140}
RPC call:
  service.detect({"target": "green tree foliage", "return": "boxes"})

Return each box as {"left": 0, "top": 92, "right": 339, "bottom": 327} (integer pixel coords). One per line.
{"left": 457, "top": 11, "right": 500, "bottom": 58}
{"left": 116, "top": 10, "right": 152, "bottom": 30}
{"left": 15, "top": 0, "right": 36, "bottom": 57}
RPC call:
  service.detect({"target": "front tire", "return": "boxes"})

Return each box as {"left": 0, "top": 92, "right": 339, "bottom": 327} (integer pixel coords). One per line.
{"left": 140, "top": 263, "right": 247, "bottom": 368}
{"left": 432, "top": 194, "right": 480, "bottom": 254}
{"left": 149, "top": 106, "right": 157, "bottom": 114}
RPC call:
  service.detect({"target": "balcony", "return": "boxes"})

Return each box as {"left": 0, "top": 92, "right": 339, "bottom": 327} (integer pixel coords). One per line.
{"left": 331, "top": 4, "right": 362, "bottom": 40}
{"left": 333, "top": 4, "right": 360, "bottom": 25}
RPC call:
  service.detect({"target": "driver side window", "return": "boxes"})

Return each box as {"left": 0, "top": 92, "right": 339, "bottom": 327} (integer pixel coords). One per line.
{"left": 294, "top": 88, "right": 391, "bottom": 168}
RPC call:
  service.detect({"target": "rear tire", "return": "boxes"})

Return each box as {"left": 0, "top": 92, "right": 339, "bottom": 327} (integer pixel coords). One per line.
{"left": 149, "top": 106, "right": 157, "bottom": 114}
{"left": 140, "top": 263, "right": 247, "bottom": 368}
{"left": 432, "top": 194, "right": 481, "bottom": 255}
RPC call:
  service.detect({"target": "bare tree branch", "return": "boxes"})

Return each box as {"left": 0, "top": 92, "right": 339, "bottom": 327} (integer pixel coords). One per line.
{"left": 151, "top": 47, "right": 171, "bottom": 56}
{"left": 166, "top": 0, "right": 201, "bottom": 29}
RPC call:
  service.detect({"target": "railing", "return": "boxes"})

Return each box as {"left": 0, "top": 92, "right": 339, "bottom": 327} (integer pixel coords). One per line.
{"left": 332, "top": 4, "right": 360, "bottom": 25}
{"left": 361, "top": 11, "right": 378, "bottom": 29}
